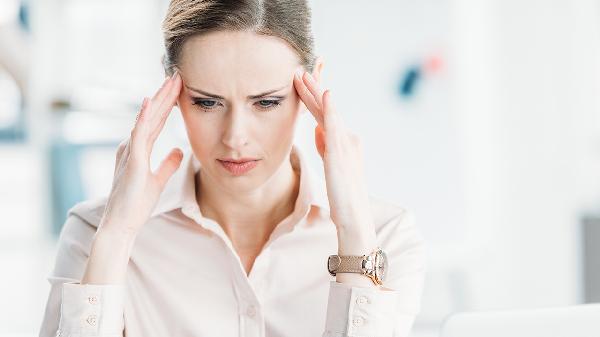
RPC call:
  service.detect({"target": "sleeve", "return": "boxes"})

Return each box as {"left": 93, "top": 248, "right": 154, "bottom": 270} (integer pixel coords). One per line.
{"left": 38, "top": 212, "right": 126, "bottom": 337}
{"left": 321, "top": 209, "right": 426, "bottom": 337}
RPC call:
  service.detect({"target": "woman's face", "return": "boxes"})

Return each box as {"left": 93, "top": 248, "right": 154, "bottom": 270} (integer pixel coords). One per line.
{"left": 176, "top": 30, "right": 310, "bottom": 192}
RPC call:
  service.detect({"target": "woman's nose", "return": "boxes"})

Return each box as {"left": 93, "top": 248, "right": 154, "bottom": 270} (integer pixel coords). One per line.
{"left": 221, "top": 108, "right": 250, "bottom": 149}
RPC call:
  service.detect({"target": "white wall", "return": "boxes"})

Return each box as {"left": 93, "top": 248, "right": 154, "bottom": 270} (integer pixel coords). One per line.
{"left": 453, "top": 0, "right": 600, "bottom": 310}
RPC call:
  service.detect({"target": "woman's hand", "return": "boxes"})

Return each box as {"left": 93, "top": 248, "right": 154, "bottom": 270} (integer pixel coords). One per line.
{"left": 293, "top": 69, "right": 377, "bottom": 257}
{"left": 99, "top": 71, "right": 184, "bottom": 240}
{"left": 81, "top": 72, "right": 183, "bottom": 285}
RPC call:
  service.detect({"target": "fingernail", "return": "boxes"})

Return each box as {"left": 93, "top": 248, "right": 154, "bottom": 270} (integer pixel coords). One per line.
{"left": 295, "top": 69, "right": 303, "bottom": 79}
{"left": 141, "top": 97, "right": 148, "bottom": 109}
{"left": 171, "top": 70, "right": 179, "bottom": 80}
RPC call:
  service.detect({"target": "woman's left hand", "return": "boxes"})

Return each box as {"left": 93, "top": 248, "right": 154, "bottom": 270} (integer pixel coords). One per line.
{"left": 293, "top": 69, "right": 377, "bottom": 256}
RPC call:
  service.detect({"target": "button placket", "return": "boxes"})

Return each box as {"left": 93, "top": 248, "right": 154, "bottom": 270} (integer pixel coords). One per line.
{"left": 86, "top": 314, "right": 98, "bottom": 326}
{"left": 347, "top": 289, "right": 373, "bottom": 334}
{"left": 82, "top": 290, "right": 100, "bottom": 331}
{"left": 237, "top": 299, "right": 262, "bottom": 337}
{"left": 356, "top": 295, "right": 370, "bottom": 305}
{"left": 88, "top": 295, "right": 99, "bottom": 305}
{"left": 352, "top": 315, "right": 365, "bottom": 327}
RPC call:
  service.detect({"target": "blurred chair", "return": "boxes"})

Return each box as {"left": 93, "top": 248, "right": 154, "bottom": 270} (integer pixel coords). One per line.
{"left": 440, "top": 304, "right": 600, "bottom": 337}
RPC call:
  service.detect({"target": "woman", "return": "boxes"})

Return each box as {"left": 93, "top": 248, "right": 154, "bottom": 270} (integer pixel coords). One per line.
{"left": 39, "top": 1, "right": 426, "bottom": 336}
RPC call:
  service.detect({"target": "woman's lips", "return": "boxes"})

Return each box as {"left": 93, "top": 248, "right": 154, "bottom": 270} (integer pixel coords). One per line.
{"left": 217, "top": 159, "right": 260, "bottom": 175}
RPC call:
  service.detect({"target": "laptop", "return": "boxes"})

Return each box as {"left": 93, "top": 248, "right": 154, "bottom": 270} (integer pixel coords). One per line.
{"left": 440, "top": 304, "right": 600, "bottom": 337}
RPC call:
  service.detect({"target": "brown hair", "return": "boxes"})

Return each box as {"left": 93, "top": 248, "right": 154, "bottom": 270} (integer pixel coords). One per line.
{"left": 161, "top": 0, "right": 316, "bottom": 76}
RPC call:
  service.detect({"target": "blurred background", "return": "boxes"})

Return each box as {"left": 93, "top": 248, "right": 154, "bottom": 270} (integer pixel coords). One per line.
{"left": 1, "top": 0, "right": 600, "bottom": 336}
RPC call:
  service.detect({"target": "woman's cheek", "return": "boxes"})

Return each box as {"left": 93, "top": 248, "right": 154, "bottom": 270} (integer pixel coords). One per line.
{"left": 180, "top": 109, "right": 216, "bottom": 141}
{"left": 192, "top": 118, "right": 221, "bottom": 140}
{"left": 262, "top": 110, "right": 297, "bottom": 144}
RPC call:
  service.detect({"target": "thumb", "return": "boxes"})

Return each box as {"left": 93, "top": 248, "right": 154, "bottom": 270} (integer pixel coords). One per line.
{"left": 314, "top": 125, "right": 326, "bottom": 159}
{"left": 155, "top": 148, "right": 184, "bottom": 189}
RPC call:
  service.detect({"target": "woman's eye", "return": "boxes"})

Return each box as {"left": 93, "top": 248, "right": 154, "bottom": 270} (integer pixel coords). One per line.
{"left": 192, "top": 98, "right": 225, "bottom": 111}
{"left": 256, "top": 99, "right": 281, "bottom": 110}
{"left": 191, "top": 98, "right": 220, "bottom": 111}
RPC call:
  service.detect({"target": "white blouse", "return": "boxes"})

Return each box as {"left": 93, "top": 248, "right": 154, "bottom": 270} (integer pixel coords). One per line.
{"left": 38, "top": 143, "right": 426, "bottom": 337}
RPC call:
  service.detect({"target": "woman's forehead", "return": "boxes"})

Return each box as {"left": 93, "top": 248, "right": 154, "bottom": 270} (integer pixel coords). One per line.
{"left": 179, "top": 30, "right": 301, "bottom": 92}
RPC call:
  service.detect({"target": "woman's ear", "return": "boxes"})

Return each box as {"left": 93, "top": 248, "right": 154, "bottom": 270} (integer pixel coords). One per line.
{"left": 312, "top": 56, "right": 324, "bottom": 83}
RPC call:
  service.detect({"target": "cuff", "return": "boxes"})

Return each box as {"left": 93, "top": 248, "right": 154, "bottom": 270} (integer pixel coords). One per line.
{"left": 323, "top": 280, "right": 399, "bottom": 337}
{"left": 58, "top": 282, "right": 126, "bottom": 336}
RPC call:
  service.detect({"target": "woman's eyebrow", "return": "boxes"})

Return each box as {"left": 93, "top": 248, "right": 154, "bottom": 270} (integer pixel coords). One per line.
{"left": 185, "top": 85, "right": 288, "bottom": 99}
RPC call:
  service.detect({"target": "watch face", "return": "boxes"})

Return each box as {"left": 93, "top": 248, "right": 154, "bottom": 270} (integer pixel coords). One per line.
{"left": 376, "top": 249, "right": 388, "bottom": 282}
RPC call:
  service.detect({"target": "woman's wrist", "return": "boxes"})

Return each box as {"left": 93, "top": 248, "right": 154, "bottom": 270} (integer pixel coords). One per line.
{"left": 336, "top": 224, "right": 377, "bottom": 256}
{"left": 80, "top": 226, "right": 137, "bottom": 285}
{"left": 334, "top": 225, "right": 381, "bottom": 288}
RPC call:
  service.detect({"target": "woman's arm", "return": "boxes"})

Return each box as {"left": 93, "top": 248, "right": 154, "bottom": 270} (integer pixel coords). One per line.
{"left": 38, "top": 212, "right": 126, "bottom": 337}
{"left": 291, "top": 68, "right": 426, "bottom": 336}
{"left": 80, "top": 226, "right": 137, "bottom": 285}
{"left": 321, "top": 209, "right": 426, "bottom": 337}
{"left": 40, "top": 72, "right": 184, "bottom": 337}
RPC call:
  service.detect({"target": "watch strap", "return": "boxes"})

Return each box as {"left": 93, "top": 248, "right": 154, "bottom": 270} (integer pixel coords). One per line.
{"left": 328, "top": 254, "right": 368, "bottom": 275}
{"left": 337, "top": 255, "right": 365, "bottom": 273}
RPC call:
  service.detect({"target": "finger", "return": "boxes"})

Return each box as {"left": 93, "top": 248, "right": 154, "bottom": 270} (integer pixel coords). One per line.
{"left": 152, "top": 72, "right": 180, "bottom": 123}
{"left": 113, "top": 144, "right": 132, "bottom": 181}
{"left": 314, "top": 125, "right": 326, "bottom": 159}
{"left": 322, "top": 89, "right": 340, "bottom": 142}
{"left": 129, "top": 98, "right": 154, "bottom": 161}
{"left": 151, "top": 72, "right": 176, "bottom": 107}
{"left": 294, "top": 71, "right": 324, "bottom": 126}
{"left": 132, "top": 96, "right": 151, "bottom": 137}
{"left": 149, "top": 73, "right": 182, "bottom": 144}
{"left": 114, "top": 138, "right": 129, "bottom": 176}
{"left": 141, "top": 96, "right": 149, "bottom": 111}
{"left": 116, "top": 138, "right": 128, "bottom": 161}
{"left": 134, "top": 97, "right": 149, "bottom": 126}
{"left": 144, "top": 75, "right": 176, "bottom": 128}
{"left": 132, "top": 97, "right": 151, "bottom": 138}
{"left": 154, "top": 148, "right": 184, "bottom": 189}
{"left": 302, "top": 71, "right": 325, "bottom": 109}
{"left": 128, "top": 96, "right": 151, "bottom": 160}
{"left": 156, "top": 72, "right": 182, "bottom": 127}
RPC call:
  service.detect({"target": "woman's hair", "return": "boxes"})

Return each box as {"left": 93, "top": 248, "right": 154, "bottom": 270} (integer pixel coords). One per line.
{"left": 161, "top": 0, "right": 316, "bottom": 76}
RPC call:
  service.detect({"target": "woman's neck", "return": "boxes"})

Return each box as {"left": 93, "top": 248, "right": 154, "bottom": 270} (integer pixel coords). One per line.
{"left": 194, "top": 156, "right": 300, "bottom": 251}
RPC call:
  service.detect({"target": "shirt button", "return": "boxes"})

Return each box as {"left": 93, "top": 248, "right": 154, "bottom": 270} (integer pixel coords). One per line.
{"left": 352, "top": 316, "right": 365, "bottom": 327}
{"left": 86, "top": 314, "right": 97, "bottom": 326}
{"left": 356, "top": 296, "right": 369, "bottom": 305}
{"left": 246, "top": 305, "right": 256, "bottom": 318}
{"left": 88, "top": 296, "right": 98, "bottom": 305}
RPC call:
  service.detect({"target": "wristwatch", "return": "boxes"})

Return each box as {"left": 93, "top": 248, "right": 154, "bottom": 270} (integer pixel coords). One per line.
{"left": 327, "top": 246, "right": 388, "bottom": 286}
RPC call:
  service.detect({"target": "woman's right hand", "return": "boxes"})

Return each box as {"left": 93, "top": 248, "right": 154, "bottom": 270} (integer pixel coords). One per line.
{"left": 99, "top": 71, "right": 184, "bottom": 239}
{"left": 80, "top": 72, "right": 183, "bottom": 285}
